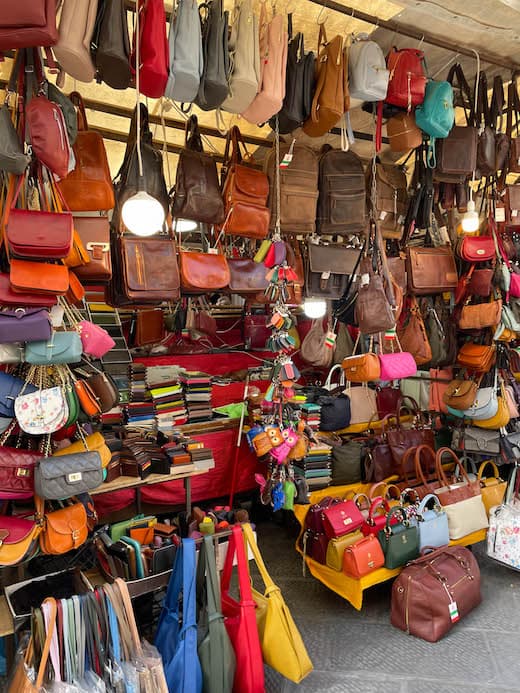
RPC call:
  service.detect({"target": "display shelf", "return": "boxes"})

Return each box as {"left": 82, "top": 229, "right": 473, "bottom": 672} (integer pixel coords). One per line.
{"left": 293, "top": 483, "right": 488, "bottom": 610}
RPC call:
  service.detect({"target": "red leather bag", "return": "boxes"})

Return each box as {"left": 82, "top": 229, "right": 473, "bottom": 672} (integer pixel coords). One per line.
{"left": 0, "top": 446, "right": 39, "bottom": 500}
{"left": 221, "top": 525, "right": 265, "bottom": 693}
{"left": 26, "top": 94, "right": 72, "bottom": 180}
{"left": 0, "top": 0, "right": 58, "bottom": 50}
{"left": 132, "top": 0, "right": 169, "bottom": 98}
{"left": 385, "top": 48, "right": 427, "bottom": 109}
{"left": 458, "top": 235, "right": 496, "bottom": 263}
{"left": 0, "top": 274, "right": 56, "bottom": 307}
{"left": 321, "top": 500, "right": 364, "bottom": 539}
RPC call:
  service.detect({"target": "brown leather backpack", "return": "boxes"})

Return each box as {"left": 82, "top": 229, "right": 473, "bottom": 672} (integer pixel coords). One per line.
{"left": 302, "top": 26, "right": 346, "bottom": 137}
{"left": 317, "top": 147, "right": 366, "bottom": 235}
{"left": 369, "top": 162, "right": 408, "bottom": 240}
{"left": 264, "top": 142, "right": 319, "bottom": 235}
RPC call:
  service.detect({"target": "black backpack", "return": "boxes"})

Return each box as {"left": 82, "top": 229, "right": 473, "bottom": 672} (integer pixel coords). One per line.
{"left": 195, "top": 0, "right": 230, "bottom": 111}
{"left": 317, "top": 147, "right": 366, "bottom": 235}
{"left": 92, "top": 0, "right": 131, "bottom": 90}
{"left": 269, "top": 14, "right": 315, "bottom": 134}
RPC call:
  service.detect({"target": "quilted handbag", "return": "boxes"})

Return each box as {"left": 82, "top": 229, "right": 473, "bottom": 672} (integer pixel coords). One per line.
{"left": 342, "top": 534, "right": 385, "bottom": 578}
{"left": 416, "top": 493, "right": 449, "bottom": 550}
{"left": 25, "top": 331, "right": 82, "bottom": 365}
{"left": 321, "top": 500, "right": 364, "bottom": 539}
{"left": 15, "top": 386, "right": 69, "bottom": 435}
{"left": 378, "top": 350, "right": 417, "bottom": 381}
{"left": 0, "top": 446, "right": 39, "bottom": 500}
{"left": 377, "top": 506, "right": 420, "bottom": 569}
{"left": 0, "top": 308, "right": 52, "bottom": 344}
{"left": 34, "top": 451, "right": 103, "bottom": 500}
{"left": 76, "top": 320, "right": 115, "bottom": 358}
{"left": 0, "top": 372, "right": 36, "bottom": 418}
{"left": 53, "top": 431, "right": 111, "bottom": 469}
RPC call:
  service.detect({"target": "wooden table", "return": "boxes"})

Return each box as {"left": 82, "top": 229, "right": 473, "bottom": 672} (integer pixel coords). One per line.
{"left": 91, "top": 465, "right": 208, "bottom": 515}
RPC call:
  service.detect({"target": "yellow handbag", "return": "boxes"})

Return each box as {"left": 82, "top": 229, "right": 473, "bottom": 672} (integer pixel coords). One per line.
{"left": 477, "top": 460, "right": 507, "bottom": 516}
{"left": 326, "top": 530, "right": 363, "bottom": 571}
{"left": 53, "top": 431, "right": 111, "bottom": 468}
{"left": 472, "top": 389, "right": 511, "bottom": 430}
{"left": 242, "top": 523, "right": 313, "bottom": 684}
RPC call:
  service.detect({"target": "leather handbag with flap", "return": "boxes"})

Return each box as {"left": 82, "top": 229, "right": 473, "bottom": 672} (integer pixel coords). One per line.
{"left": 306, "top": 243, "right": 362, "bottom": 300}
{"left": 73, "top": 216, "right": 112, "bottom": 283}
{"left": 457, "top": 343, "right": 496, "bottom": 372}
{"left": 228, "top": 259, "right": 269, "bottom": 294}
{"left": 34, "top": 451, "right": 103, "bottom": 500}
{"left": 321, "top": 500, "right": 364, "bottom": 539}
{"left": 406, "top": 246, "right": 458, "bottom": 295}
{"left": 180, "top": 251, "right": 230, "bottom": 293}
{"left": 38, "top": 500, "right": 88, "bottom": 555}
{"left": 9, "top": 259, "right": 70, "bottom": 296}
{"left": 342, "top": 534, "right": 385, "bottom": 578}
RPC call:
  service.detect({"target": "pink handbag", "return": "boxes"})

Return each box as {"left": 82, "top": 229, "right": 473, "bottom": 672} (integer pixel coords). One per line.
{"left": 510, "top": 273, "right": 520, "bottom": 298}
{"left": 378, "top": 351, "right": 417, "bottom": 381}
{"left": 77, "top": 320, "right": 115, "bottom": 358}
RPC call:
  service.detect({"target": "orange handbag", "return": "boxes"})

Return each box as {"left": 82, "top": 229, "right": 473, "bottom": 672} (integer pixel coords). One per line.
{"left": 57, "top": 92, "right": 115, "bottom": 211}
{"left": 457, "top": 343, "right": 496, "bottom": 372}
{"left": 74, "top": 379, "right": 102, "bottom": 417}
{"left": 66, "top": 270, "right": 85, "bottom": 306}
{"left": 342, "top": 534, "right": 385, "bottom": 578}
{"left": 63, "top": 229, "right": 90, "bottom": 268}
{"left": 10, "top": 259, "right": 70, "bottom": 296}
{"left": 458, "top": 299, "right": 502, "bottom": 330}
{"left": 179, "top": 251, "right": 230, "bottom": 292}
{"left": 37, "top": 497, "right": 88, "bottom": 555}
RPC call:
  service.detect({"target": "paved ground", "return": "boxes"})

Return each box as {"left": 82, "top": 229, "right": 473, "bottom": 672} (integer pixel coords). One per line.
{"left": 256, "top": 519, "right": 520, "bottom": 693}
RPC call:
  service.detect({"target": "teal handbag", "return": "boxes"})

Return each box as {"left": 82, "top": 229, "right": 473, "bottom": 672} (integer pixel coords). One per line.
{"left": 378, "top": 506, "right": 420, "bottom": 569}
{"left": 25, "top": 331, "right": 82, "bottom": 365}
{"left": 415, "top": 80, "right": 455, "bottom": 166}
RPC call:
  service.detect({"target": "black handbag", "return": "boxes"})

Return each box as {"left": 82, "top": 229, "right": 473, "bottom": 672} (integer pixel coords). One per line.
{"left": 268, "top": 13, "right": 315, "bottom": 134}
{"left": 92, "top": 0, "right": 132, "bottom": 90}
{"left": 331, "top": 440, "right": 363, "bottom": 485}
{"left": 318, "top": 394, "right": 351, "bottom": 432}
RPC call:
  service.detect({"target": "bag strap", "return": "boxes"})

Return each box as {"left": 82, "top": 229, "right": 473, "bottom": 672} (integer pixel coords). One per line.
{"left": 447, "top": 63, "right": 475, "bottom": 126}
{"left": 490, "top": 75, "right": 505, "bottom": 132}
{"left": 69, "top": 91, "right": 88, "bottom": 132}
{"left": 221, "top": 524, "right": 254, "bottom": 604}
{"left": 417, "top": 492, "right": 441, "bottom": 515}
{"left": 477, "top": 458, "right": 500, "bottom": 481}
{"left": 475, "top": 71, "right": 490, "bottom": 129}
{"left": 413, "top": 444, "right": 437, "bottom": 489}
{"left": 436, "top": 447, "right": 471, "bottom": 487}
{"left": 34, "top": 597, "right": 57, "bottom": 689}
{"left": 310, "top": 23, "right": 329, "bottom": 124}
{"left": 185, "top": 114, "right": 203, "bottom": 152}
{"left": 242, "top": 522, "right": 278, "bottom": 594}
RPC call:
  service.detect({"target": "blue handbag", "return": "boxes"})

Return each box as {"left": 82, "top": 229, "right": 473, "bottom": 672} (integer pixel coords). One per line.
{"left": 0, "top": 371, "right": 36, "bottom": 417}
{"left": 417, "top": 493, "right": 450, "bottom": 550}
{"left": 155, "top": 538, "right": 202, "bottom": 693}
{"left": 25, "top": 331, "right": 82, "bottom": 365}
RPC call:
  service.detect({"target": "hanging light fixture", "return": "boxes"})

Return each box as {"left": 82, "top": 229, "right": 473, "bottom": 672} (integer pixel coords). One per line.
{"left": 174, "top": 218, "right": 198, "bottom": 233}
{"left": 121, "top": 1, "right": 165, "bottom": 237}
{"left": 461, "top": 48, "right": 481, "bottom": 235}
{"left": 303, "top": 299, "right": 327, "bottom": 319}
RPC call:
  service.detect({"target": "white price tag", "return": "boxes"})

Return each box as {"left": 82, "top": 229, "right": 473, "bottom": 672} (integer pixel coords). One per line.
{"left": 207, "top": 247, "right": 218, "bottom": 255}
{"left": 360, "top": 273, "right": 370, "bottom": 287}
{"left": 320, "top": 271, "right": 331, "bottom": 280}
{"left": 379, "top": 211, "right": 388, "bottom": 221}
{"left": 513, "top": 209, "right": 518, "bottom": 218}
{"left": 496, "top": 206, "right": 506, "bottom": 222}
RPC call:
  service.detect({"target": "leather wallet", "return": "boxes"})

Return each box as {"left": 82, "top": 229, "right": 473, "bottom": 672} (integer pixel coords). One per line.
{"left": 130, "top": 527, "right": 154, "bottom": 545}
{"left": 135, "top": 308, "right": 165, "bottom": 346}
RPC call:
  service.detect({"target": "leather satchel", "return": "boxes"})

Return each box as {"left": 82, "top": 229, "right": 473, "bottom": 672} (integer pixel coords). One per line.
{"left": 85, "top": 373, "right": 119, "bottom": 414}
{"left": 7, "top": 200, "right": 73, "bottom": 262}
{"left": 391, "top": 545, "right": 481, "bottom": 642}
{"left": 34, "top": 451, "right": 103, "bottom": 500}
{"left": 0, "top": 274, "right": 56, "bottom": 307}
{"left": 406, "top": 246, "right": 458, "bottom": 295}
{"left": 228, "top": 259, "right": 269, "bottom": 294}
{"left": 306, "top": 243, "right": 362, "bottom": 300}
{"left": 386, "top": 403, "right": 435, "bottom": 477}
{"left": 0, "top": 0, "right": 58, "bottom": 50}
{"left": 342, "top": 535, "right": 385, "bottom": 578}
{"left": 73, "top": 216, "right": 112, "bottom": 283}
{"left": 355, "top": 269, "right": 396, "bottom": 335}
{"left": 443, "top": 379, "right": 478, "bottom": 410}
{"left": 458, "top": 299, "right": 502, "bottom": 330}
{"left": 179, "top": 251, "right": 230, "bottom": 292}
{"left": 370, "top": 163, "right": 408, "bottom": 240}
{"left": 378, "top": 505, "right": 420, "bottom": 569}
{"left": 39, "top": 501, "right": 88, "bottom": 555}
{"left": 9, "top": 259, "right": 70, "bottom": 296}
{"left": 326, "top": 531, "right": 363, "bottom": 571}
{"left": 57, "top": 92, "right": 115, "bottom": 211}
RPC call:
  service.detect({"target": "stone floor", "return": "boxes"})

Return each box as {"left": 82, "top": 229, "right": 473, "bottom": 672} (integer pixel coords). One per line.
{"left": 256, "top": 520, "right": 520, "bottom": 693}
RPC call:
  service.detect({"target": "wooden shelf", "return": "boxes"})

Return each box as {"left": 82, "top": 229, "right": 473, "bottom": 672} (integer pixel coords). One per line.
{"left": 90, "top": 466, "right": 207, "bottom": 496}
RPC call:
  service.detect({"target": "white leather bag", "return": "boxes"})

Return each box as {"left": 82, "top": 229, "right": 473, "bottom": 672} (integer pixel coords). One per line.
{"left": 221, "top": 0, "right": 260, "bottom": 113}
{"left": 53, "top": 0, "right": 98, "bottom": 83}
{"left": 348, "top": 34, "right": 389, "bottom": 102}
{"left": 443, "top": 494, "right": 489, "bottom": 540}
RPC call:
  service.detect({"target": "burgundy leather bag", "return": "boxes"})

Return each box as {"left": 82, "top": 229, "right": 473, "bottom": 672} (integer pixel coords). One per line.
{"left": 131, "top": 0, "right": 169, "bottom": 98}
{"left": 0, "top": 445, "right": 39, "bottom": 500}
{"left": 0, "top": 0, "right": 58, "bottom": 50}
{"left": 386, "top": 399, "right": 435, "bottom": 477}
{"left": 26, "top": 93, "right": 72, "bottom": 180}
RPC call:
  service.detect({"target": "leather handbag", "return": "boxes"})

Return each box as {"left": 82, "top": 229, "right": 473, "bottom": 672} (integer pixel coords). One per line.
{"left": 0, "top": 274, "right": 56, "bottom": 307}
{"left": 416, "top": 493, "right": 449, "bottom": 550}
{"left": 435, "top": 123, "right": 478, "bottom": 181}
{"left": 452, "top": 426, "right": 500, "bottom": 456}
{"left": 397, "top": 298, "right": 432, "bottom": 365}
{"left": 131, "top": 0, "right": 168, "bottom": 98}
{"left": 346, "top": 385, "right": 378, "bottom": 427}
{"left": 0, "top": 515, "right": 40, "bottom": 568}
{"left": 7, "top": 200, "right": 73, "bottom": 263}
{"left": 457, "top": 343, "right": 496, "bottom": 372}
{"left": 386, "top": 112, "right": 423, "bottom": 152}
{"left": 428, "top": 367, "right": 452, "bottom": 414}
{"left": 457, "top": 381, "right": 498, "bottom": 420}
{"left": 399, "top": 444, "right": 440, "bottom": 500}
{"left": 25, "top": 331, "right": 82, "bottom": 365}
{"left": 0, "top": 444, "right": 38, "bottom": 500}
{"left": 34, "top": 451, "right": 103, "bottom": 500}
{"left": 317, "top": 394, "right": 351, "bottom": 432}
{"left": 391, "top": 545, "right": 481, "bottom": 642}
{"left": 477, "top": 460, "right": 506, "bottom": 516}
{"left": 93, "top": 0, "right": 132, "bottom": 90}
{"left": 406, "top": 246, "right": 458, "bottom": 295}
{"left": 386, "top": 403, "right": 435, "bottom": 475}
{"left": 53, "top": 431, "right": 111, "bottom": 468}
{"left": 243, "top": 313, "right": 272, "bottom": 351}
{"left": 364, "top": 436, "right": 395, "bottom": 483}
{"left": 458, "top": 235, "right": 496, "bottom": 263}
{"left": 15, "top": 386, "right": 68, "bottom": 435}
{"left": 243, "top": 524, "right": 313, "bottom": 684}
{"left": 76, "top": 320, "right": 115, "bottom": 358}
{"left": 371, "top": 163, "right": 409, "bottom": 241}
{"left": 342, "top": 350, "right": 381, "bottom": 383}
{"left": 321, "top": 500, "right": 364, "bottom": 539}
{"left": 342, "top": 534, "right": 385, "bottom": 578}
{"left": 179, "top": 251, "right": 230, "bottom": 293}
{"left": 331, "top": 441, "right": 363, "bottom": 485}
{"left": 300, "top": 319, "right": 334, "bottom": 368}
{"left": 172, "top": 115, "right": 224, "bottom": 225}
{"left": 25, "top": 90, "right": 73, "bottom": 180}
{"left": 0, "top": 102, "right": 31, "bottom": 174}
{"left": 196, "top": 535, "right": 236, "bottom": 693}
{"left": 306, "top": 243, "right": 362, "bottom": 300}
{"left": 9, "top": 259, "right": 70, "bottom": 296}
{"left": 74, "top": 378, "right": 102, "bottom": 417}
{"left": 375, "top": 386, "right": 401, "bottom": 419}
{"left": 361, "top": 497, "right": 392, "bottom": 537}
{"left": 377, "top": 506, "right": 420, "bottom": 569}
{"left": 326, "top": 530, "right": 363, "bottom": 571}
{"left": 38, "top": 500, "right": 88, "bottom": 555}
{"left": 443, "top": 379, "right": 478, "bottom": 410}
{"left": 57, "top": 92, "right": 115, "bottom": 211}
{"left": 0, "top": 1, "right": 58, "bottom": 49}
{"left": 134, "top": 309, "right": 164, "bottom": 346}
{"left": 228, "top": 259, "right": 269, "bottom": 294}
{"left": 0, "top": 308, "right": 51, "bottom": 344}
{"left": 0, "top": 372, "right": 36, "bottom": 418}
{"left": 355, "top": 260, "right": 396, "bottom": 335}
{"left": 378, "top": 350, "right": 417, "bottom": 380}
{"left": 471, "top": 391, "right": 510, "bottom": 429}
{"left": 73, "top": 216, "right": 112, "bottom": 283}
{"left": 385, "top": 47, "right": 426, "bottom": 109}
{"left": 155, "top": 538, "right": 203, "bottom": 693}
{"left": 434, "top": 448, "right": 482, "bottom": 506}
{"left": 221, "top": 525, "right": 265, "bottom": 693}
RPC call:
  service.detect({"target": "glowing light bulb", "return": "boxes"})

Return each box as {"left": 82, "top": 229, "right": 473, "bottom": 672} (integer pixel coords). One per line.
{"left": 121, "top": 190, "right": 165, "bottom": 237}
{"left": 303, "top": 299, "right": 327, "bottom": 319}
{"left": 461, "top": 199, "right": 479, "bottom": 234}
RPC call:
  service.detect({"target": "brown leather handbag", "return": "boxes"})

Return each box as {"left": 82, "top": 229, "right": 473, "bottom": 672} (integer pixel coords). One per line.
{"left": 370, "top": 163, "right": 408, "bottom": 240}
{"left": 397, "top": 297, "right": 432, "bottom": 365}
{"left": 406, "top": 246, "right": 458, "bottom": 295}
{"left": 386, "top": 112, "right": 423, "bottom": 152}
{"left": 458, "top": 298, "right": 502, "bottom": 330}
{"left": 135, "top": 309, "right": 164, "bottom": 346}
{"left": 73, "top": 216, "right": 112, "bottom": 283}
{"left": 456, "top": 343, "right": 496, "bottom": 372}
{"left": 506, "top": 185, "right": 520, "bottom": 224}
{"left": 57, "top": 92, "right": 115, "bottom": 211}
{"left": 38, "top": 498, "right": 88, "bottom": 555}
{"left": 179, "top": 250, "right": 230, "bottom": 292}
{"left": 443, "top": 378, "right": 478, "bottom": 410}
{"left": 220, "top": 126, "right": 270, "bottom": 239}
{"left": 507, "top": 78, "right": 520, "bottom": 174}
{"left": 228, "top": 259, "right": 269, "bottom": 294}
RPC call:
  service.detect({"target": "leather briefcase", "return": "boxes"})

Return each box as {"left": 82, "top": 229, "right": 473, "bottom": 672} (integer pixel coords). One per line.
{"left": 73, "top": 216, "right": 112, "bottom": 283}
{"left": 406, "top": 246, "right": 458, "bottom": 295}
{"left": 306, "top": 243, "right": 363, "bottom": 300}
{"left": 391, "top": 545, "right": 481, "bottom": 641}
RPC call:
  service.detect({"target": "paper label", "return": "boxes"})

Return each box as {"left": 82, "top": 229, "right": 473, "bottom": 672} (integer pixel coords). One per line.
{"left": 280, "top": 153, "right": 293, "bottom": 168}
{"left": 321, "top": 271, "right": 331, "bottom": 280}
{"left": 207, "top": 247, "right": 218, "bottom": 255}
{"left": 496, "top": 206, "right": 506, "bottom": 222}
{"left": 360, "top": 273, "right": 370, "bottom": 287}
{"left": 379, "top": 211, "right": 388, "bottom": 221}
{"left": 513, "top": 209, "right": 518, "bottom": 218}
{"left": 449, "top": 601, "right": 459, "bottom": 622}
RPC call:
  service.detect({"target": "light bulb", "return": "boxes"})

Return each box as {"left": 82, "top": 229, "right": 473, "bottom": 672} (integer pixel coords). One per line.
{"left": 303, "top": 299, "right": 327, "bottom": 319}
{"left": 461, "top": 199, "right": 479, "bottom": 234}
{"left": 174, "top": 218, "right": 198, "bottom": 233}
{"left": 121, "top": 191, "right": 165, "bottom": 237}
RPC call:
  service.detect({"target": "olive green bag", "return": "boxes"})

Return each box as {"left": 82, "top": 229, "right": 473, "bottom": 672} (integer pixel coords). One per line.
{"left": 378, "top": 506, "right": 420, "bottom": 569}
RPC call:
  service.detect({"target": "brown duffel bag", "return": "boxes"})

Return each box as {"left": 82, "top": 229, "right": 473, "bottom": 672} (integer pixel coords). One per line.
{"left": 391, "top": 545, "right": 481, "bottom": 642}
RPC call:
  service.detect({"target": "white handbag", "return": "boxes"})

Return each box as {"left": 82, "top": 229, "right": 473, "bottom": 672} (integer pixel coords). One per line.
{"left": 0, "top": 343, "right": 24, "bottom": 364}
{"left": 15, "top": 386, "right": 69, "bottom": 435}
{"left": 443, "top": 494, "right": 489, "bottom": 540}
{"left": 348, "top": 34, "right": 389, "bottom": 102}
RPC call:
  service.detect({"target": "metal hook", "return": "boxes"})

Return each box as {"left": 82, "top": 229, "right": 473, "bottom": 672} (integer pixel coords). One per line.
{"left": 317, "top": 1, "right": 329, "bottom": 25}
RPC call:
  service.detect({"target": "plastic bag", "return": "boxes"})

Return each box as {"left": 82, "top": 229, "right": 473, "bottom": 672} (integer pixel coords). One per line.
{"left": 140, "top": 641, "right": 169, "bottom": 693}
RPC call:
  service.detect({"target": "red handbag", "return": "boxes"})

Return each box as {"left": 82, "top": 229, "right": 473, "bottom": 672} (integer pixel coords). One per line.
{"left": 26, "top": 93, "right": 72, "bottom": 180}
{"left": 361, "top": 497, "right": 392, "bottom": 536}
{"left": 132, "top": 0, "right": 169, "bottom": 98}
{"left": 0, "top": 0, "right": 58, "bottom": 50}
{"left": 385, "top": 48, "right": 427, "bottom": 109}
{"left": 0, "top": 445, "right": 39, "bottom": 500}
{"left": 376, "top": 386, "right": 402, "bottom": 419}
{"left": 221, "top": 525, "right": 265, "bottom": 693}
{"left": 458, "top": 235, "right": 496, "bottom": 263}
{"left": 321, "top": 500, "right": 364, "bottom": 539}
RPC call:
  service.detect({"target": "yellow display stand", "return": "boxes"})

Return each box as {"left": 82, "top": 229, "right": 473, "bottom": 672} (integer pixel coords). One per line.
{"left": 293, "top": 484, "right": 487, "bottom": 611}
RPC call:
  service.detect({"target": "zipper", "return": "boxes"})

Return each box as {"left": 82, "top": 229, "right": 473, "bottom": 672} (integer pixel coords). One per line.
{"left": 53, "top": 109, "right": 65, "bottom": 151}
{"left": 405, "top": 574, "right": 411, "bottom": 634}
{"left": 135, "top": 246, "right": 144, "bottom": 286}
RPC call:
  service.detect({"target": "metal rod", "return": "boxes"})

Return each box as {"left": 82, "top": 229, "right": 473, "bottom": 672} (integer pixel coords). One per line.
{"left": 305, "top": 0, "right": 520, "bottom": 73}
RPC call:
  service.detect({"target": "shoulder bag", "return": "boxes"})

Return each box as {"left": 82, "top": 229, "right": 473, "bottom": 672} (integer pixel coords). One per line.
{"left": 377, "top": 505, "right": 420, "bottom": 569}
{"left": 326, "top": 530, "right": 363, "bottom": 571}
{"left": 457, "top": 343, "right": 496, "bottom": 372}
{"left": 53, "top": 0, "right": 97, "bottom": 82}
{"left": 34, "top": 451, "right": 103, "bottom": 500}
{"left": 25, "top": 331, "right": 82, "bottom": 365}
{"left": 306, "top": 242, "right": 363, "bottom": 300}
{"left": 397, "top": 297, "right": 432, "bottom": 366}
{"left": 300, "top": 319, "right": 334, "bottom": 368}
{"left": 406, "top": 245, "right": 458, "bottom": 295}
{"left": 9, "top": 258, "right": 70, "bottom": 297}
{"left": 15, "top": 384, "right": 69, "bottom": 435}
{"left": 0, "top": 371, "right": 36, "bottom": 418}
{"left": 341, "top": 335, "right": 381, "bottom": 383}
{"left": 36, "top": 496, "right": 88, "bottom": 555}
{"left": 0, "top": 308, "right": 51, "bottom": 344}
{"left": 131, "top": 0, "right": 168, "bottom": 98}
{"left": 344, "top": 384, "right": 378, "bottom": 427}
{"left": 73, "top": 216, "right": 112, "bottom": 283}
{"left": 195, "top": 0, "right": 229, "bottom": 111}
{"left": 92, "top": 0, "right": 132, "bottom": 89}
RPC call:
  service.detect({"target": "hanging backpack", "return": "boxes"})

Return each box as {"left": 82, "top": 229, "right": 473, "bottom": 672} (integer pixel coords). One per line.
{"left": 165, "top": 0, "right": 203, "bottom": 104}
{"left": 317, "top": 147, "right": 366, "bottom": 235}
{"left": 268, "top": 15, "right": 315, "bottom": 134}
{"left": 242, "top": 6, "right": 287, "bottom": 125}
{"left": 172, "top": 115, "right": 224, "bottom": 225}
{"left": 348, "top": 33, "right": 389, "bottom": 102}
{"left": 92, "top": 0, "right": 131, "bottom": 90}
{"left": 265, "top": 142, "right": 319, "bottom": 235}
{"left": 221, "top": 0, "right": 260, "bottom": 114}
{"left": 195, "top": 0, "right": 229, "bottom": 111}
{"left": 415, "top": 80, "right": 455, "bottom": 165}
{"left": 132, "top": 0, "right": 169, "bottom": 99}
{"left": 0, "top": 0, "right": 58, "bottom": 50}
{"left": 385, "top": 47, "right": 427, "bottom": 110}
{"left": 53, "top": 0, "right": 98, "bottom": 83}
{"left": 369, "top": 161, "right": 409, "bottom": 241}
{"left": 302, "top": 25, "right": 345, "bottom": 138}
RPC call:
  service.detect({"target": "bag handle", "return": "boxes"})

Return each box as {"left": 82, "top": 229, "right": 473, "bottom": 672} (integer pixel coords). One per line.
{"left": 310, "top": 23, "right": 329, "bottom": 124}
{"left": 353, "top": 492, "right": 370, "bottom": 511}
{"left": 185, "top": 114, "right": 203, "bottom": 152}
{"left": 436, "top": 447, "right": 471, "bottom": 488}
{"left": 413, "top": 444, "right": 437, "bottom": 489}
{"left": 477, "top": 459, "right": 500, "bottom": 482}
{"left": 242, "top": 522, "right": 279, "bottom": 594}
{"left": 221, "top": 524, "right": 254, "bottom": 602}
{"left": 384, "top": 505, "right": 407, "bottom": 532}
{"left": 367, "top": 496, "right": 390, "bottom": 522}
{"left": 69, "top": 91, "right": 89, "bottom": 132}
{"left": 417, "top": 492, "right": 442, "bottom": 515}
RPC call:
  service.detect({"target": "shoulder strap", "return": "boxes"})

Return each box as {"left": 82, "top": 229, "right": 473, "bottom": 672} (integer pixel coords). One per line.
{"left": 69, "top": 91, "right": 88, "bottom": 131}
{"left": 185, "top": 114, "right": 203, "bottom": 152}
{"left": 221, "top": 524, "right": 254, "bottom": 603}
{"left": 490, "top": 75, "right": 505, "bottom": 131}
{"left": 35, "top": 598, "right": 58, "bottom": 689}
{"left": 242, "top": 522, "right": 278, "bottom": 594}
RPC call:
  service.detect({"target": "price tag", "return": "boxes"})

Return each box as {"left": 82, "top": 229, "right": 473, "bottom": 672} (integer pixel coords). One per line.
{"left": 448, "top": 601, "right": 459, "bottom": 623}
{"left": 360, "top": 273, "right": 370, "bottom": 287}
{"left": 496, "top": 205, "right": 506, "bottom": 223}
{"left": 325, "top": 330, "right": 336, "bottom": 349}
{"left": 320, "top": 271, "right": 331, "bottom": 280}
{"left": 513, "top": 209, "right": 518, "bottom": 218}
{"left": 207, "top": 247, "right": 218, "bottom": 255}
{"left": 379, "top": 211, "right": 388, "bottom": 221}
{"left": 279, "top": 153, "right": 293, "bottom": 168}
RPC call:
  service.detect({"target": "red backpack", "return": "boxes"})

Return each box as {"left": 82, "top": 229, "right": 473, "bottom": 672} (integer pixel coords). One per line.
{"left": 132, "top": 0, "right": 169, "bottom": 98}
{"left": 385, "top": 47, "right": 427, "bottom": 110}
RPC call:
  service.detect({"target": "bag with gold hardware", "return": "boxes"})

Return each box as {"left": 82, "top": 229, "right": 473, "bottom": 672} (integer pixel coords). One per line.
{"left": 37, "top": 496, "right": 88, "bottom": 555}
{"left": 343, "top": 534, "right": 385, "bottom": 578}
